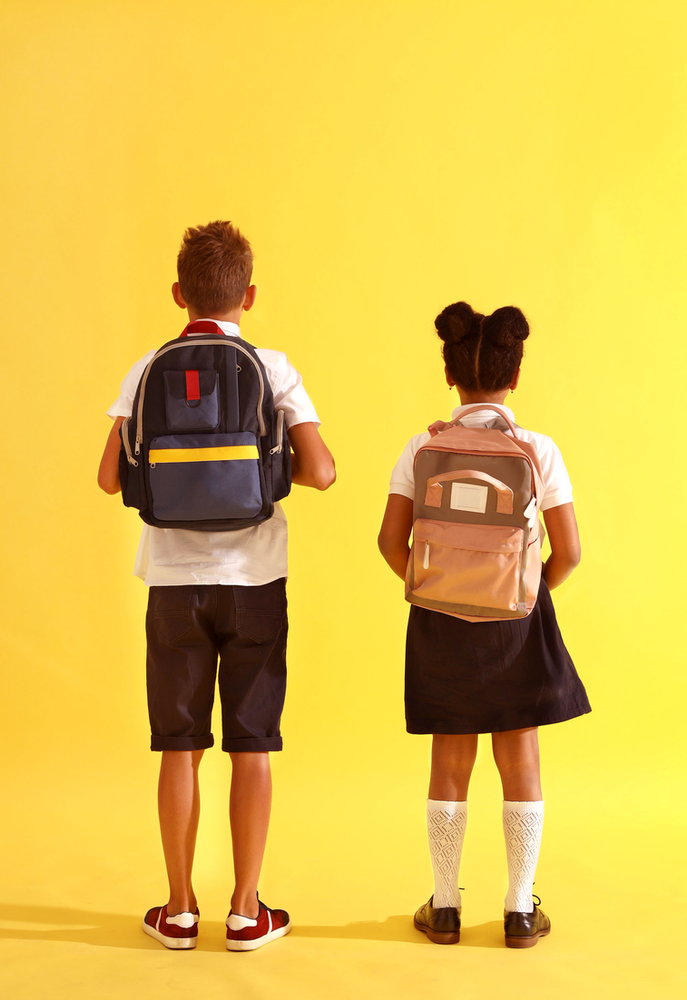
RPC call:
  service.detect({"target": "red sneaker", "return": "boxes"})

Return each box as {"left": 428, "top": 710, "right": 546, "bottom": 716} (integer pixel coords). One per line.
{"left": 142, "top": 905, "right": 199, "bottom": 950}
{"left": 226, "top": 899, "right": 291, "bottom": 952}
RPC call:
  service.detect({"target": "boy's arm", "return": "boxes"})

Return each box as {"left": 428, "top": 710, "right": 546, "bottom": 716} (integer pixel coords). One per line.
{"left": 98, "top": 416, "right": 125, "bottom": 495}
{"left": 288, "top": 422, "right": 336, "bottom": 490}
{"left": 378, "top": 494, "right": 414, "bottom": 579}
{"left": 542, "top": 502, "right": 581, "bottom": 589}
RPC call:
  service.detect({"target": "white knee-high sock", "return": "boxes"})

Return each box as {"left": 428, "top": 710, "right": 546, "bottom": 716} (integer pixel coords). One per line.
{"left": 502, "top": 800, "right": 544, "bottom": 912}
{"left": 427, "top": 799, "right": 468, "bottom": 909}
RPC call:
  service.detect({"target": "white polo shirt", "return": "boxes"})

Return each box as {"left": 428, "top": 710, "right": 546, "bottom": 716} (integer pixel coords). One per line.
{"left": 107, "top": 320, "right": 320, "bottom": 586}
{"left": 389, "top": 403, "right": 573, "bottom": 510}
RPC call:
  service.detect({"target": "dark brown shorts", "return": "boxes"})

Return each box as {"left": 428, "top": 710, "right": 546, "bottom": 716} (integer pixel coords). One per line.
{"left": 145, "top": 579, "right": 287, "bottom": 752}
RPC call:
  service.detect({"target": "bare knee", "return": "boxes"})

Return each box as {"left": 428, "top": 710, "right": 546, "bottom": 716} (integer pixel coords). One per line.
{"left": 429, "top": 734, "right": 478, "bottom": 800}
{"left": 492, "top": 729, "right": 541, "bottom": 800}
{"left": 160, "top": 748, "right": 204, "bottom": 773}
{"left": 229, "top": 751, "right": 271, "bottom": 777}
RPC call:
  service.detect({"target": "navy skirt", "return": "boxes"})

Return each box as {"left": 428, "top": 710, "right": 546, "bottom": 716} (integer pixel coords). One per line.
{"left": 405, "top": 579, "right": 591, "bottom": 734}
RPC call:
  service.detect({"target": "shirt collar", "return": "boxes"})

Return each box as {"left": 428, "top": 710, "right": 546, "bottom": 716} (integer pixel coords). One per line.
{"left": 187, "top": 318, "right": 241, "bottom": 338}
{"left": 451, "top": 402, "right": 515, "bottom": 425}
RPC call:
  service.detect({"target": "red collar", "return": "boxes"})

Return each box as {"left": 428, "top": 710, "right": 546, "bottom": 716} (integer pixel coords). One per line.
{"left": 179, "top": 320, "right": 225, "bottom": 338}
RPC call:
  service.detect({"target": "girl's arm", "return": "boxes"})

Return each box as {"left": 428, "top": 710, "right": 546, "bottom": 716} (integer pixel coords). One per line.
{"left": 542, "top": 502, "right": 581, "bottom": 589}
{"left": 378, "top": 494, "right": 414, "bottom": 579}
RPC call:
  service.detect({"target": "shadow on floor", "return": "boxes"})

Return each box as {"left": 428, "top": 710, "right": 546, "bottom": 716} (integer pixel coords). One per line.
{"left": 0, "top": 904, "right": 504, "bottom": 950}
{"left": 294, "top": 915, "right": 504, "bottom": 948}
{"left": 0, "top": 903, "right": 225, "bottom": 951}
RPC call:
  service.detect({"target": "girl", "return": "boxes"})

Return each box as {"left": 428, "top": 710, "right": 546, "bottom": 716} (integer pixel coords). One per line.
{"left": 378, "top": 302, "right": 590, "bottom": 949}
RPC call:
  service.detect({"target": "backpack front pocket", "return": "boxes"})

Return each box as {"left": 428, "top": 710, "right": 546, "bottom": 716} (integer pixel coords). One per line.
{"left": 163, "top": 370, "right": 220, "bottom": 432}
{"left": 412, "top": 519, "right": 524, "bottom": 612}
{"left": 148, "top": 433, "right": 263, "bottom": 521}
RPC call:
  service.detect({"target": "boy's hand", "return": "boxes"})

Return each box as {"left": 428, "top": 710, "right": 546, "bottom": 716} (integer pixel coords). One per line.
{"left": 98, "top": 416, "right": 124, "bottom": 494}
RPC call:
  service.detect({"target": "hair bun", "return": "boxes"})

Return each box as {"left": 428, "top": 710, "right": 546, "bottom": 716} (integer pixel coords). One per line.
{"left": 484, "top": 306, "right": 529, "bottom": 348}
{"left": 435, "top": 301, "right": 482, "bottom": 344}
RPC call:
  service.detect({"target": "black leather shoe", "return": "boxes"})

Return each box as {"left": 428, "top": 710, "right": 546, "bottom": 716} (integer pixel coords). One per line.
{"left": 413, "top": 896, "right": 461, "bottom": 944}
{"left": 504, "top": 898, "right": 551, "bottom": 949}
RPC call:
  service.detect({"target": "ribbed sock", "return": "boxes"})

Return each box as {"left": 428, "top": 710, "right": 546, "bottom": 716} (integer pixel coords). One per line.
{"left": 427, "top": 799, "right": 468, "bottom": 909}
{"left": 502, "top": 800, "right": 544, "bottom": 913}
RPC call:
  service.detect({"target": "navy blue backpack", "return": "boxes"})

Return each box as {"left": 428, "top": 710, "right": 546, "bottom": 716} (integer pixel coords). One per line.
{"left": 119, "top": 320, "right": 291, "bottom": 530}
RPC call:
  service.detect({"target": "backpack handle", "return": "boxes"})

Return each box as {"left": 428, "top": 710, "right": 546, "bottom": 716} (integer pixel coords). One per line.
{"left": 451, "top": 404, "right": 518, "bottom": 437}
{"left": 425, "top": 470, "right": 514, "bottom": 514}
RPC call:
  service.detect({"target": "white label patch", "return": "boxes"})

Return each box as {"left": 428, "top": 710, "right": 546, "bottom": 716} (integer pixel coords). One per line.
{"left": 450, "top": 482, "right": 488, "bottom": 513}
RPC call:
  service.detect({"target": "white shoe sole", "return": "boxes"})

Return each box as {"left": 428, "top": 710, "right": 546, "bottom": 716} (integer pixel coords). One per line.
{"left": 142, "top": 919, "right": 197, "bottom": 950}
{"left": 226, "top": 919, "right": 292, "bottom": 952}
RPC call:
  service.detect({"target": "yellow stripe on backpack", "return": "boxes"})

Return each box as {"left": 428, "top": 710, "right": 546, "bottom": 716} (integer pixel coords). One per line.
{"left": 149, "top": 445, "right": 260, "bottom": 464}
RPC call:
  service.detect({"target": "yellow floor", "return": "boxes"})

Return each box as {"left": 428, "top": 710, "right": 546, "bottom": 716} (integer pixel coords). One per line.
{"left": 2, "top": 742, "right": 684, "bottom": 1000}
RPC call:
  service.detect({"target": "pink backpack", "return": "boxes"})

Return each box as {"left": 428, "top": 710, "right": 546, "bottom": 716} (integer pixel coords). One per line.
{"left": 406, "top": 405, "right": 546, "bottom": 622}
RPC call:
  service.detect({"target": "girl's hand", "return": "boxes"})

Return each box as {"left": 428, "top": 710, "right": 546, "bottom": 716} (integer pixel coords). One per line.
{"left": 428, "top": 419, "right": 453, "bottom": 437}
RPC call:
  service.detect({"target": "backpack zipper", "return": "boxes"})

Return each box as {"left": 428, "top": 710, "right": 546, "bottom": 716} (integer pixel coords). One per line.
{"left": 133, "top": 339, "right": 267, "bottom": 455}
{"left": 269, "top": 409, "right": 285, "bottom": 455}
{"left": 121, "top": 416, "right": 138, "bottom": 466}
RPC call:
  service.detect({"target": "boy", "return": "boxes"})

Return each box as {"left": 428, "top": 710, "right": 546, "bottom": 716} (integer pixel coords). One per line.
{"left": 98, "top": 221, "right": 335, "bottom": 951}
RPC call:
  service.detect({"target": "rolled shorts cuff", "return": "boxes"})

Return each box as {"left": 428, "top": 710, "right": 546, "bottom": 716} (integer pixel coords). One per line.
{"left": 151, "top": 734, "right": 215, "bottom": 752}
{"left": 221, "top": 736, "right": 283, "bottom": 753}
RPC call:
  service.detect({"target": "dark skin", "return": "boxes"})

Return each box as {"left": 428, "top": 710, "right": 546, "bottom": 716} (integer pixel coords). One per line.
{"left": 377, "top": 370, "right": 581, "bottom": 802}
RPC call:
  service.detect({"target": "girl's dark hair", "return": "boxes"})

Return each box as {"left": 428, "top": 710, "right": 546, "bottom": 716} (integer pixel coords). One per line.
{"left": 435, "top": 301, "right": 529, "bottom": 392}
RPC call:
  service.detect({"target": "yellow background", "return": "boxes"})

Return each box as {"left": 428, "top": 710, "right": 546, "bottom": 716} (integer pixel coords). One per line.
{"left": 1, "top": 1, "right": 685, "bottom": 997}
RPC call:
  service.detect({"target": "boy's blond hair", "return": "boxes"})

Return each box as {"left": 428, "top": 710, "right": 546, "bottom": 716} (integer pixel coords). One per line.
{"left": 177, "top": 220, "right": 253, "bottom": 314}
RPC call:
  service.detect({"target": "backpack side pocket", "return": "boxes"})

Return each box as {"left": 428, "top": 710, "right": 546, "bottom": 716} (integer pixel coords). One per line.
{"left": 270, "top": 409, "right": 292, "bottom": 503}
{"left": 119, "top": 417, "right": 142, "bottom": 510}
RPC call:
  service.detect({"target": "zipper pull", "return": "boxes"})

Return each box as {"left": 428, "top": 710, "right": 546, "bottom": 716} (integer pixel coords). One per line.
{"left": 423, "top": 540, "right": 430, "bottom": 570}
{"left": 523, "top": 495, "right": 537, "bottom": 527}
{"left": 270, "top": 411, "right": 285, "bottom": 455}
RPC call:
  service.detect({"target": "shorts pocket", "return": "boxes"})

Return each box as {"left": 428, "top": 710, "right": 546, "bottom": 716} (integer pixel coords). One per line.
{"left": 164, "top": 370, "right": 220, "bottom": 431}
{"left": 148, "top": 588, "right": 193, "bottom": 644}
{"left": 412, "top": 519, "right": 524, "bottom": 612}
{"left": 149, "top": 433, "right": 263, "bottom": 522}
{"left": 235, "top": 580, "right": 287, "bottom": 642}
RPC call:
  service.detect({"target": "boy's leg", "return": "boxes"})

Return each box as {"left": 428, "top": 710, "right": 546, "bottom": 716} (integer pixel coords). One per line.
{"left": 228, "top": 752, "right": 272, "bottom": 918}
{"left": 146, "top": 585, "right": 218, "bottom": 929}
{"left": 158, "top": 748, "right": 204, "bottom": 915}
{"left": 216, "top": 580, "right": 287, "bottom": 924}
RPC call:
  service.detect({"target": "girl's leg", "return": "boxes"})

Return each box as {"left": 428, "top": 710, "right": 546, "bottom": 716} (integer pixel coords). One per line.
{"left": 426, "top": 734, "right": 478, "bottom": 909}
{"left": 492, "top": 728, "right": 544, "bottom": 913}
{"left": 228, "top": 751, "right": 272, "bottom": 919}
{"left": 429, "top": 733, "right": 479, "bottom": 801}
{"left": 158, "top": 748, "right": 204, "bottom": 915}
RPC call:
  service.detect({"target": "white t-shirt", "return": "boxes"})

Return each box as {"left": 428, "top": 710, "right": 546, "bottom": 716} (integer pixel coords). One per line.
{"left": 107, "top": 320, "right": 320, "bottom": 586}
{"left": 389, "top": 404, "right": 573, "bottom": 510}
